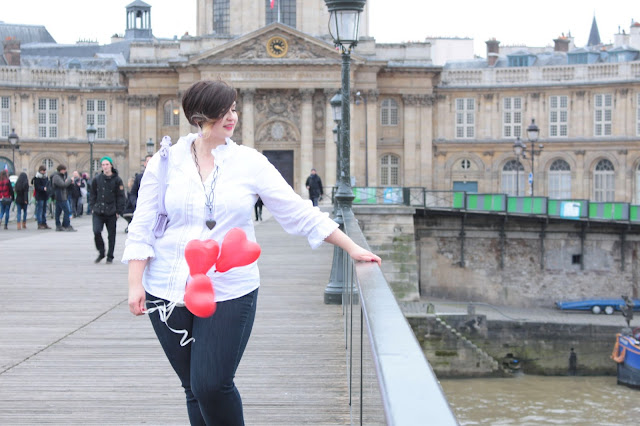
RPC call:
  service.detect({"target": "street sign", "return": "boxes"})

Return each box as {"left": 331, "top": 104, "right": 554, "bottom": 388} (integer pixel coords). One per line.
{"left": 528, "top": 173, "right": 533, "bottom": 184}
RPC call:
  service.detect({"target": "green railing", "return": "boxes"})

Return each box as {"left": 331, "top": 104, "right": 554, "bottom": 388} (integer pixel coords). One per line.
{"left": 349, "top": 187, "right": 640, "bottom": 224}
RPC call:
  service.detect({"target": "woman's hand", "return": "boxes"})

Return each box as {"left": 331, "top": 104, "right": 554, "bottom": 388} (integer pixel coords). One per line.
{"left": 324, "top": 228, "right": 382, "bottom": 266}
{"left": 347, "top": 245, "right": 382, "bottom": 266}
{"left": 128, "top": 280, "right": 146, "bottom": 316}
{"left": 128, "top": 259, "right": 149, "bottom": 316}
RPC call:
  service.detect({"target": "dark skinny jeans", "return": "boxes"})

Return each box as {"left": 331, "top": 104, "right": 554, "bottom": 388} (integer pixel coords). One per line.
{"left": 147, "top": 288, "right": 258, "bottom": 426}
{"left": 92, "top": 213, "right": 117, "bottom": 260}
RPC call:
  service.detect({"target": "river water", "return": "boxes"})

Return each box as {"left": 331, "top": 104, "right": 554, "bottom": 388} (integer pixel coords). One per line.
{"left": 440, "top": 375, "right": 639, "bottom": 425}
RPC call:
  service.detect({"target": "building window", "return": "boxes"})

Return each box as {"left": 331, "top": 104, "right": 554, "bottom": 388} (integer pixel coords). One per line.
{"left": 502, "top": 97, "right": 522, "bottom": 138}
{"left": 548, "top": 159, "right": 571, "bottom": 199}
{"left": 265, "top": 0, "right": 296, "bottom": 27}
{"left": 594, "top": 94, "right": 612, "bottom": 136}
{"left": 380, "top": 98, "right": 398, "bottom": 126}
{"left": 87, "top": 99, "right": 107, "bottom": 139}
{"left": 0, "top": 96, "right": 9, "bottom": 138}
{"left": 502, "top": 159, "right": 525, "bottom": 196}
{"left": 213, "top": 0, "right": 230, "bottom": 35}
{"left": 455, "top": 98, "right": 475, "bottom": 139}
{"left": 460, "top": 159, "right": 471, "bottom": 170}
{"left": 41, "top": 158, "right": 54, "bottom": 172}
{"left": 163, "top": 100, "right": 180, "bottom": 126}
{"left": 38, "top": 98, "right": 58, "bottom": 138}
{"left": 593, "top": 159, "right": 615, "bottom": 202}
{"left": 380, "top": 154, "right": 400, "bottom": 186}
{"left": 549, "top": 95, "right": 568, "bottom": 137}
{"left": 635, "top": 163, "right": 640, "bottom": 203}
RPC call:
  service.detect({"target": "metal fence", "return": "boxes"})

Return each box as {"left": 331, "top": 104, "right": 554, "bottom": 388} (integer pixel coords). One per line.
{"left": 339, "top": 207, "right": 457, "bottom": 425}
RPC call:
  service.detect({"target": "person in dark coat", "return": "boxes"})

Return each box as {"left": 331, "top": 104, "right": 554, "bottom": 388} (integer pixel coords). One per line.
{"left": 305, "top": 168, "right": 324, "bottom": 207}
{"left": 51, "top": 164, "right": 75, "bottom": 232}
{"left": 32, "top": 165, "right": 51, "bottom": 229}
{"left": 90, "top": 156, "right": 126, "bottom": 264}
{"left": 13, "top": 172, "right": 30, "bottom": 230}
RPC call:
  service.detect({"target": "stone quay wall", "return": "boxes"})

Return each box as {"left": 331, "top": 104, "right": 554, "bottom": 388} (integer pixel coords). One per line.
{"left": 415, "top": 211, "right": 640, "bottom": 307}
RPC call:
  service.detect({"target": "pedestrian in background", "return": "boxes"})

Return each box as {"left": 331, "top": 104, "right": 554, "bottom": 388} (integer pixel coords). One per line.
{"left": 305, "top": 168, "right": 324, "bottom": 207}
{"left": 90, "top": 156, "right": 125, "bottom": 264}
{"left": 0, "top": 169, "right": 13, "bottom": 230}
{"left": 13, "top": 172, "right": 29, "bottom": 230}
{"left": 51, "top": 164, "right": 76, "bottom": 232}
{"left": 32, "top": 165, "right": 51, "bottom": 229}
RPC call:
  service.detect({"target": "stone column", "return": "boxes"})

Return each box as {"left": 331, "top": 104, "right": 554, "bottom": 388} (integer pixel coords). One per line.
{"left": 574, "top": 150, "right": 586, "bottom": 199}
{"left": 324, "top": 89, "right": 337, "bottom": 188}
{"left": 241, "top": 89, "right": 255, "bottom": 148}
{"left": 127, "top": 96, "right": 142, "bottom": 180}
{"left": 419, "top": 95, "right": 434, "bottom": 188}
{"left": 366, "top": 91, "right": 378, "bottom": 187}
{"left": 402, "top": 94, "right": 418, "bottom": 186}
{"left": 67, "top": 96, "right": 78, "bottom": 141}
{"left": 20, "top": 93, "right": 30, "bottom": 138}
{"left": 618, "top": 149, "right": 628, "bottom": 201}
{"left": 142, "top": 96, "right": 158, "bottom": 177}
{"left": 300, "top": 89, "right": 314, "bottom": 195}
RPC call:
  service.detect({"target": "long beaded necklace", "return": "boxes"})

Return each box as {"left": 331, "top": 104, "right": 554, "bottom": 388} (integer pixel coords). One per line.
{"left": 192, "top": 142, "right": 219, "bottom": 230}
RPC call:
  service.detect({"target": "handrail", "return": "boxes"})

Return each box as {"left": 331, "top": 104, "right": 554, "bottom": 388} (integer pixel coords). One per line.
{"left": 340, "top": 207, "right": 458, "bottom": 425}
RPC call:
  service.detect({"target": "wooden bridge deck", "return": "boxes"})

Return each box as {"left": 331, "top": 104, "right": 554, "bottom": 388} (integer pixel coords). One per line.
{"left": 0, "top": 212, "right": 350, "bottom": 425}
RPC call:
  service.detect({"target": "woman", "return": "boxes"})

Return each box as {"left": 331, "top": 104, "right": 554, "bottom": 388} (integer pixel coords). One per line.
{"left": 0, "top": 169, "right": 14, "bottom": 230}
{"left": 14, "top": 172, "right": 29, "bottom": 230}
{"left": 123, "top": 80, "right": 380, "bottom": 425}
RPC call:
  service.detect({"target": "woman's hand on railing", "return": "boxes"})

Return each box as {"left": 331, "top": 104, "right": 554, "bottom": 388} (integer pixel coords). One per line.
{"left": 324, "top": 228, "right": 381, "bottom": 266}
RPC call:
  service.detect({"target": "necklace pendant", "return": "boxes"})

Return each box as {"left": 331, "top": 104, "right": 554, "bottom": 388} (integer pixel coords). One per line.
{"left": 206, "top": 220, "right": 216, "bottom": 230}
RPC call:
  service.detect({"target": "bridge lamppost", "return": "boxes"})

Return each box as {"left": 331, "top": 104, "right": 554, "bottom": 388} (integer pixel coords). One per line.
{"left": 86, "top": 124, "right": 97, "bottom": 178}
{"left": 513, "top": 137, "right": 525, "bottom": 196}
{"left": 355, "top": 91, "right": 368, "bottom": 187}
{"left": 524, "top": 119, "right": 543, "bottom": 196}
{"left": 8, "top": 128, "right": 19, "bottom": 173}
{"left": 324, "top": 0, "right": 365, "bottom": 304}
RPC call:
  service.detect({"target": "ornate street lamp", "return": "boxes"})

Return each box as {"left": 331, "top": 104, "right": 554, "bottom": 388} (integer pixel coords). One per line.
{"left": 324, "top": 0, "right": 366, "bottom": 304}
{"left": 86, "top": 124, "right": 97, "bottom": 178}
{"left": 524, "top": 119, "right": 543, "bottom": 196}
{"left": 330, "top": 92, "right": 342, "bottom": 186}
{"left": 512, "top": 137, "right": 525, "bottom": 196}
{"left": 8, "top": 128, "right": 19, "bottom": 173}
{"left": 146, "top": 137, "right": 155, "bottom": 155}
{"left": 325, "top": 0, "right": 366, "bottom": 210}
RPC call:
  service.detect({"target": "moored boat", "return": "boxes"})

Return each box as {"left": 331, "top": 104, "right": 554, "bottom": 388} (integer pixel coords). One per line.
{"left": 611, "top": 331, "right": 640, "bottom": 390}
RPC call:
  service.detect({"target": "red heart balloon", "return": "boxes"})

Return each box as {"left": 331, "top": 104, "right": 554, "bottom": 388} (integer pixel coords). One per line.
{"left": 184, "top": 274, "right": 217, "bottom": 318}
{"left": 185, "top": 239, "right": 220, "bottom": 275}
{"left": 215, "top": 228, "right": 261, "bottom": 273}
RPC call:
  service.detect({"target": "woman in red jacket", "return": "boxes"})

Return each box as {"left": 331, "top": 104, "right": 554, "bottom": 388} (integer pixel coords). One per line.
{"left": 0, "top": 169, "right": 14, "bottom": 230}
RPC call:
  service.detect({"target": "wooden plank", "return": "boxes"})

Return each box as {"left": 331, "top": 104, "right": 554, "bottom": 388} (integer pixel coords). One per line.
{"left": 0, "top": 213, "right": 350, "bottom": 424}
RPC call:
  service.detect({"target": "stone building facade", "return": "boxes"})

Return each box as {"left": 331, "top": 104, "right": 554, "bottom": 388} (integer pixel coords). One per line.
{"left": 1, "top": 1, "right": 639, "bottom": 206}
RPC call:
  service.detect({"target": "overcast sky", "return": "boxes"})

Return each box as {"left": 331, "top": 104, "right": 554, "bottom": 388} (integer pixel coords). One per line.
{"left": 2, "top": 0, "right": 638, "bottom": 56}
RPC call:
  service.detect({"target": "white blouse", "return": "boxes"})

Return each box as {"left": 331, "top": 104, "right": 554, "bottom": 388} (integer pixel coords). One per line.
{"left": 122, "top": 133, "right": 338, "bottom": 303}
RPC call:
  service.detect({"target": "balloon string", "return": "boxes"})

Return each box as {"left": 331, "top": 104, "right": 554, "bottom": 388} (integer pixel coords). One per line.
{"left": 145, "top": 299, "right": 195, "bottom": 346}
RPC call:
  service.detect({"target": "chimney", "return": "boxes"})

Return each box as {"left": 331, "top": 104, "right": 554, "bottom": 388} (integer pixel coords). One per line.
{"left": 553, "top": 36, "right": 570, "bottom": 52}
{"left": 3, "top": 37, "right": 21, "bottom": 66}
{"left": 486, "top": 38, "right": 500, "bottom": 66}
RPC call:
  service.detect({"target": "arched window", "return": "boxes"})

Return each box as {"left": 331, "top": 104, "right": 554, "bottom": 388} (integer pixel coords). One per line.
{"left": 460, "top": 159, "right": 471, "bottom": 170}
{"left": 548, "top": 159, "right": 571, "bottom": 199}
{"left": 41, "top": 158, "right": 54, "bottom": 172}
{"left": 636, "top": 164, "right": 640, "bottom": 203}
{"left": 501, "top": 160, "right": 525, "bottom": 196}
{"left": 163, "top": 100, "right": 180, "bottom": 126}
{"left": 380, "top": 154, "right": 400, "bottom": 186}
{"left": 265, "top": 0, "right": 296, "bottom": 27}
{"left": 380, "top": 99, "right": 398, "bottom": 126}
{"left": 593, "top": 159, "right": 615, "bottom": 202}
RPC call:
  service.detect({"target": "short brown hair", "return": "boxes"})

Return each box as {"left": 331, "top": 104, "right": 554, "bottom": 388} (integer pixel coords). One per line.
{"left": 38, "top": 165, "right": 46, "bottom": 172}
{"left": 57, "top": 164, "right": 67, "bottom": 172}
{"left": 182, "top": 80, "right": 237, "bottom": 128}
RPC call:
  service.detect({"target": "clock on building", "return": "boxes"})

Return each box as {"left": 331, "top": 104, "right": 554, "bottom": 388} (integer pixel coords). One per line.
{"left": 266, "top": 36, "right": 288, "bottom": 58}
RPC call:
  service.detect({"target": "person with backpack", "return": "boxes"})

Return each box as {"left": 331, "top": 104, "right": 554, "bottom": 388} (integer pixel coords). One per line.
{"left": 32, "top": 165, "right": 51, "bottom": 229}
{"left": 90, "top": 156, "right": 125, "bottom": 264}
{"left": 0, "top": 169, "right": 13, "bottom": 230}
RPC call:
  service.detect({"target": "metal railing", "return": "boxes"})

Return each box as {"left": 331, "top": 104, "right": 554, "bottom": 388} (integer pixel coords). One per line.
{"left": 339, "top": 207, "right": 457, "bottom": 425}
